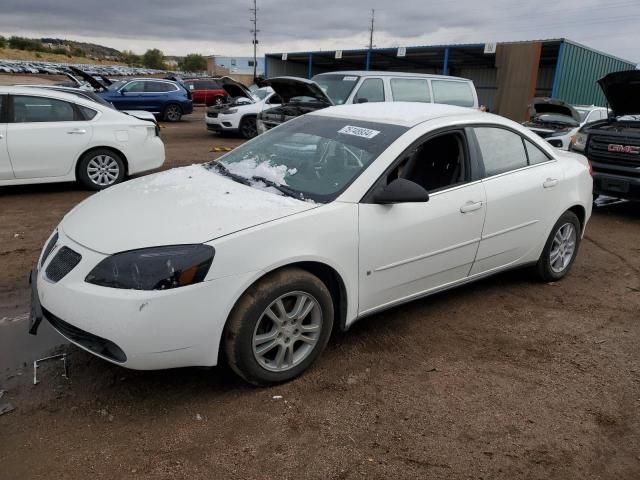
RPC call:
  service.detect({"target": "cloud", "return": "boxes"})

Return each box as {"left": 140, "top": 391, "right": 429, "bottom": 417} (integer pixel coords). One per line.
{"left": 0, "top": 0, "right": 637, "bottom": 62}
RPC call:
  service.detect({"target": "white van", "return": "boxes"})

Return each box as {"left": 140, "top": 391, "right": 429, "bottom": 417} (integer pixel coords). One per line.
{"left": 258, "top": 71, "right": 479, "bottom": 132}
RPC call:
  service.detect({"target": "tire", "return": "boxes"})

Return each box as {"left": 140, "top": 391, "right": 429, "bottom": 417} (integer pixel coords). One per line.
{"left": 535, "top": 211, "right": 581, "bottom": 282}
{"left": 239, "top": 116, "right": 258, "bottom": 139}
{"left": 77, "top": 149, "right": 126, "bottom": 190}
{"left": 223, "top": 268, "right": 334, "bottom": 386}
{"left": 163, "top": 103, "right": 182, "bottom": 122}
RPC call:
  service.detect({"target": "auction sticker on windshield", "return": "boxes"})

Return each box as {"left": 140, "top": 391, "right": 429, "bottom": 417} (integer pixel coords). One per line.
{"left": 338, "top": 125, "right": 380, "bottom": 139}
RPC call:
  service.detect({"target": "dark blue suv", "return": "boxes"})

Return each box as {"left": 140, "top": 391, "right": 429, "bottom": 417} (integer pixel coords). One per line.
{"left": 99, "top": 78, "right": 193, "bottom": 122}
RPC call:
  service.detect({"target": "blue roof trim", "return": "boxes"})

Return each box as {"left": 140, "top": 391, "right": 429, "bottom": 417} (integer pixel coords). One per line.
{"left": 551, "top": 40, "right": 565, "bottom": 98}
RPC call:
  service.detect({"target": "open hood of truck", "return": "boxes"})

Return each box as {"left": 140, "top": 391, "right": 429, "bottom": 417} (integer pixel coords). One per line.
{"left": 265, "top": 77, "right": 334, "bottom": 105}
{"left": 528, "top": 97, "right": 580, "bottom": 122}
{"left": 598, "top": 70, "right": 640, "bottom": 117}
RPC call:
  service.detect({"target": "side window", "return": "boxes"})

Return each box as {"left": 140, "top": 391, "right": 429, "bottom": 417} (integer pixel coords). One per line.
{"left": 145, "top": 81, "right": 175, "bottom": 93}
{"left": 524, "top": 139, "right": 551, "bottom": 165}
{"left": 475, "top": 127, "right": 528, "bottom": 176}
{"left": 432, "top": 80, "right": 475, "bottom": 107}
{"left": 385, "top": 131, "right": 467, "bottom": 193}
{"left": 0, "top": 96, "right": 4, "bottom": 121}
{"left": 599, "top": 110, "right": 608, "bottom": 120}
{"left": 353, "top": 78, "right": 385, "bottom": 103}
{"left": 122, "top": 81, "right": 145, "bottom": 93}
{"left": 12, "top": 95, "right": 76, "bottom": 123}
{"left": 78, "top": 105, "right": 98, "bottom": 120}
{"left": 390, "top": 78, "right": 431, "bottom": 102}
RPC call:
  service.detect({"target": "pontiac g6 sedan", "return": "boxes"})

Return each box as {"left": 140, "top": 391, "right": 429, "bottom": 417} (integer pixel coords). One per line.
{"left": 30, "top": 103, "right": 593, "bottom": 386}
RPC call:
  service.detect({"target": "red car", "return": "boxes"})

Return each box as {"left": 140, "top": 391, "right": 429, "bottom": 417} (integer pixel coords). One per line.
{"left": 183, "top": 78, "right": 228, "bottom": 106}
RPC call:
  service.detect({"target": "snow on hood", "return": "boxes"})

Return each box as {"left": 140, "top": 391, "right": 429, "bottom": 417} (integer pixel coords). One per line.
{"left": 598, "top": 70, "right": 640, "bottom": 117}
{"left": 222, "top": 158, "right": 297, "bottom": 186}
{"left": 61, "top": 165, "right": 316, "bottom": 254}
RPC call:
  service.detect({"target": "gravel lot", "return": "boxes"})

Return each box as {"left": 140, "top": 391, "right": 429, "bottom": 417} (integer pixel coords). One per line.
{"left": 1, "top": 110, "right": 639, "bottom": 479}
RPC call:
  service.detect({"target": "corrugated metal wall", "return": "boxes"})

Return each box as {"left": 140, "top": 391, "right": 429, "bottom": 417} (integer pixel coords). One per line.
{"left": 265, "top": 57, "right": 308, "bottom": 78}
{"left": 554, "top": 41, "right": 636, "bottom": 106}
{"left": 455, "top": 67, "right": 497, "bottom": 110}
{"left": 535, "top": 67, "right": 555, "bottom": 98}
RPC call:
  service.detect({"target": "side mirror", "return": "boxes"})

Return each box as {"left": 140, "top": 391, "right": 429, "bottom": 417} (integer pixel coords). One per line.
{"left": 373, "top": 178, "right": 429, "bottom": 204}
{"left": 356, "top": 97, "right": 368, "bottom": 104}
{"left": 120, "top": 90, "right": 126, "bottom": 95}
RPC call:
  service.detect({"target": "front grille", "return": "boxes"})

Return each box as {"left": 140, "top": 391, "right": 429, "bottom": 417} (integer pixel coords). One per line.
{"left": 45, "top": 246, "right": 81, "bottom": 282}
{"left": 40, "top": 231, "right": 59, "bottom": 267}
{"left": 207, "top": 112, "right": 218, "bottom": 118}
{"left": 44, "top": 308, "right": 127, "bottom": 363}
{"left": 589, "top": 135, "right": 640, "bottom": 169}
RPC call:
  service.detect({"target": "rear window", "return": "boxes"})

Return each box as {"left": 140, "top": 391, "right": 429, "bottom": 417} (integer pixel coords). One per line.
{"left": 390, "top": 78, "right": 431, "bottom": 102}
{"left": 432, "top": 80, "right": 475, "bottom": 107}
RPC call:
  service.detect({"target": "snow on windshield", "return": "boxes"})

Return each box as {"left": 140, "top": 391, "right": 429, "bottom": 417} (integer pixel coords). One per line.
{"left": 222, "top": 157, "right": 297, "bottom": 186}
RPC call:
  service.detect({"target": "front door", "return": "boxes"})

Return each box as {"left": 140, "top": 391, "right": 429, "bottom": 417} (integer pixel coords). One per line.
{"left": 7, "top": 95, "right": 92, "bottom": 179}
{"left": 358, "top": 129, "right": 486, "bottom": 315}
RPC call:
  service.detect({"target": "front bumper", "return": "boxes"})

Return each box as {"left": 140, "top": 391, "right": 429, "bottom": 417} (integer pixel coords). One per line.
{"left": 205, "top": 114, "right": 239, "bottom": 131}
{"left": 593, "top": 171, "right": 640, "bottom": 201}
{"left": 33, "top": 230, "right": 257, "bottom": 370}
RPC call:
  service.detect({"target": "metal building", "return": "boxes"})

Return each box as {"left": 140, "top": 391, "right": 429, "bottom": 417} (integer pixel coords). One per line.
{"left": 264, "top": 39, "right": 636, "bottom": 121}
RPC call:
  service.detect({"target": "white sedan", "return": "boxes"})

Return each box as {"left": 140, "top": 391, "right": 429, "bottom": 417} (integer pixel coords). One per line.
{"left": 0, "top": 87, "right": 165, "bottom": 190}
{"left": 31, "top": 103, "right": 592, "bottom": 385}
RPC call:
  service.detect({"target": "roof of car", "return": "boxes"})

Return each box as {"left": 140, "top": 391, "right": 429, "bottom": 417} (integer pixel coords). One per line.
{"left": 313, "top": 70, "right": 470, "bottom": 81}
{"left": 0, "top": 85, "right": 100, "bottom": 104}
{"left": 310, "top": 102, "right": 482, "bottom": 127}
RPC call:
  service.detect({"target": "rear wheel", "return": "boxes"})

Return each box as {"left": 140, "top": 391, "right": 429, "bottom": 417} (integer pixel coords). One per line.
{"left": 163, "top": 103, "right": 182, "bottom": 122}
{"left": 223, "top": 268, "right": 334, "bottom": 386}
{"left": 77, "top": 149, "right": 125, "bottom": 190}
{"left": 535, "top": 211, "right": 581, "bottom": 282}
{"left": 239, "top": 116, "right": 258, "bottom": 139}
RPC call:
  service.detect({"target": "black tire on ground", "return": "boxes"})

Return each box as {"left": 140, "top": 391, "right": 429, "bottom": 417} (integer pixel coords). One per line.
{"left": 239, "top": 116, "right": 258, "bottom": 139}
{"left": 77, "top": 149, "right": 126, "bottom": 191}
{"left": 223, "top": 268, "right": 334, "bottom": 386}
{"left": 535, "top": 210, "right": 582, "bottom": 282}
{"left": 163, "top": 103, "right": 183, "bottom": 122}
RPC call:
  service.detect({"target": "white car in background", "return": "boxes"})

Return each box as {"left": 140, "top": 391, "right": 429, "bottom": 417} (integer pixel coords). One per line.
{"left": 206, "top": 86, "right": 281, "bottom": 138}
{"left": 0, "top": 87, "right": 165, "bottom": 190}
{"left": 31, "top": 103, "right": 592, "bottom": 386}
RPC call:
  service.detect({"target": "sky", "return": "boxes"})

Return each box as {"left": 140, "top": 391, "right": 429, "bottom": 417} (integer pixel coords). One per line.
{"left": 0, "top": 0, "right": 638, "bottom": 63}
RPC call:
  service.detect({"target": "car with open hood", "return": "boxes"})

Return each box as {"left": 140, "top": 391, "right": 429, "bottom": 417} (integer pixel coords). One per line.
{"left": 574, "top": 70, "right": 640, "bottom": 200}
{"left": 523, "top": 98, "right": 608, "bottom": 150}
{"left": 30, "top": 102, "right": 592, "bottom": 386}
{"left": 257, "top": 71, "right": 478, "bottom": 133}
{"left": 205, "top": 86, "right": 281, "bottom": 138}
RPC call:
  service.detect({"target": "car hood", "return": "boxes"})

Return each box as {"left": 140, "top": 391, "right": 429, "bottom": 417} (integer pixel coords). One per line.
{"left": 218, "top": 76, "right": 254, "bottom": 99}
{"left": 265, "top": 77, "right": 334, "bottom": 105}
{"left": 69, "top": 66, "right": 108, "bottom": 92}
{"left": 528, "top": 97, "right": 580, "bottom": 122}
{"left": 61, "top": 165, "right": 317, "bottom": 254}
{"left": 598, "top": 70, "right": 640, "bottom": 117}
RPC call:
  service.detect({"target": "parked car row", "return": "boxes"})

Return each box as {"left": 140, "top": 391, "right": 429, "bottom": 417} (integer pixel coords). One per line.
{"left": 0, "top": 59, "right": 163, "bottom": 77}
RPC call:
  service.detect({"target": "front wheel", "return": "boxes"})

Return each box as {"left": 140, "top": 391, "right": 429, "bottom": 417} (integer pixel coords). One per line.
{"left": 239, "top": 116, "right": 258, "bottom": 139}
{"left": 163, "top": 104, "right": 182, "bottom": 122}
{"left": 535, "top": 211, "right": 581, "bottom": 282}
{"left": 77, "top": 149, "right": 125, "bottom": 190}
{"left": 223, "top": 268, "right": 334, "bottom": 386}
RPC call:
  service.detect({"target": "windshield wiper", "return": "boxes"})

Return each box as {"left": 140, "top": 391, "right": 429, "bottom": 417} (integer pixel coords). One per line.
{"left": 251, "top": 175, "right": 303, "bottom": 200}
{"left": 207, "top": 162, "right": 251, "bottom": 186}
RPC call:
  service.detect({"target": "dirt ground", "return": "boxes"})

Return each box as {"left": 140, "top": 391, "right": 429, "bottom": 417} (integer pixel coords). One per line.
{"left": 1, "top": 111, "right": 639, "bottom": 480}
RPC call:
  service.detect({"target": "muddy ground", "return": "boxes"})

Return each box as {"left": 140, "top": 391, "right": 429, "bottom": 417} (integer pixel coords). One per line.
{"left": 1, "top": 111, "right": 639, "bottom": 479}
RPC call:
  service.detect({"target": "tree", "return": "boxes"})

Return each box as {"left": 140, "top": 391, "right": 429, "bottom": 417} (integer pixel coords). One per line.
{"left": 142, "top": 48, "right": 165, "bottom": 70}
{"left": 120, "top": 49, "right": 141, "bottom": 67}
{"left": 0, "top": 36, "right": 6, "bottom": 48}
{"left": 179, "top": 53, "right": 207, "bottom": 72}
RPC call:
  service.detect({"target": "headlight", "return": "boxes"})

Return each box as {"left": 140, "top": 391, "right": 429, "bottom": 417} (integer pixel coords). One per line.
{"left": 221, "top": 108, "right": 238, "bottom": 115}
{"left": 571, "top": 132, "right": 588, "bottom": 152}
{"left": 85, "top": 245, "right": 215, "bottom": 290}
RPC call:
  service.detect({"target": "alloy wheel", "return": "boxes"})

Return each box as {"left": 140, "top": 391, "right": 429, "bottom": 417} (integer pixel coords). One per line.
{"left": 87, "top": 155, "right": 120, "bottom": 187}
{"left": 165, "top": 105, "right": 181, "bottom": 121}
{"left": 252, "top": 291, "right": 322, "bottom": 372}
{"left": 549, "top": 223, "right": 577, "bottom": 273}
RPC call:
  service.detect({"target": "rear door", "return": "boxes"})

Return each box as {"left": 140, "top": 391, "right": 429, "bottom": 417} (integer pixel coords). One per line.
{"left": 470, "top": 127, "right": 563, "bottom": 274}
{"left": 144, "top": 81, "right": 177, "bottom": 111}
{"left": 389, "top": 77, "right": 432, "bottom": 103}
{"left": 0, "top": 95, "right": 12, "bottom": 180}
{"left": 7, "top": 94, "right": 92, "bottom": 178}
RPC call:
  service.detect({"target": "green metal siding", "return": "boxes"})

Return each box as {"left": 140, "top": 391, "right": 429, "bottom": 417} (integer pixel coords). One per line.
{"left": 553, "top": 40, "right": 636, "bottom": 106}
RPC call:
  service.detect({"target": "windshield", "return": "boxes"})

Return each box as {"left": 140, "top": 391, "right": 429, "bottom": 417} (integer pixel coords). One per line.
{"left": 575, "top": 109, "right": 589, "bottom": 122}
{"left": 211, "top": 115, "right": 408, "bottom": 203}
{"left": 312, "top": 74, "right": 359, "bottom": 105}
{"left": 253, "top": 88, "right": 271, "bottom": 100}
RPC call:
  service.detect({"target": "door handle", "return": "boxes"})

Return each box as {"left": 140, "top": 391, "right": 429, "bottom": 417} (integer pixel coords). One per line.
{"left": 543, "top": 178, "right": 559, "bottom": 189}
{"left": 460, "top": 201, "right": 483, "bottom": 214}
{"left": 67, "top": 129, "right": 87, "bottom": 135}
